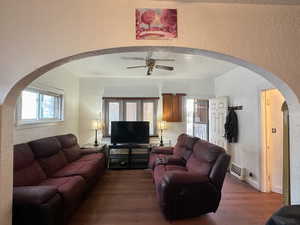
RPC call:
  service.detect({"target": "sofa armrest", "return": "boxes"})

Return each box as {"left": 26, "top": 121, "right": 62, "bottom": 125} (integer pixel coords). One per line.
{"left": 155, "top": 157, "right": 186, "bottom": 167}
{"left": 151, "top": 146, "right": 174, "bottom": 155}
{"left": 13, "top": 186, "right": 58, "bottom": 205}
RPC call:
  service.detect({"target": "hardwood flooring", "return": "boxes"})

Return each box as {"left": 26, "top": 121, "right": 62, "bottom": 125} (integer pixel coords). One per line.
{"left": 69, "top": 170, "right": 282, "bottom": 225}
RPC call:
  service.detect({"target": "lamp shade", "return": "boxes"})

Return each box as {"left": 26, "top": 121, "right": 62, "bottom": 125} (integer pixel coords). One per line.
{"left": 158, "top": 121, "right": 167, "bottom": 130}
{"left": 92, "top": 120, "right": 103, "bottom": 130}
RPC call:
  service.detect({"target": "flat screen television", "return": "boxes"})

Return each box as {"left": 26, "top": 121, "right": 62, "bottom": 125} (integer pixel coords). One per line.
{"left": 111, "top": 121, "right": 150, "bottom": 144}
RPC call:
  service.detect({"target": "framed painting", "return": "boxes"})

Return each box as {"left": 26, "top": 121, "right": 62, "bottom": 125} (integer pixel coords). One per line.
{"left": 136, "top": 8, "right": 177, "bottom": 40}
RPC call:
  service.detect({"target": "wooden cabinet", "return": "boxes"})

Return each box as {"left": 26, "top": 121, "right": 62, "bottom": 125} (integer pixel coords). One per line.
{"left": 162, "top": 93, "right": 186, "bottom": 122}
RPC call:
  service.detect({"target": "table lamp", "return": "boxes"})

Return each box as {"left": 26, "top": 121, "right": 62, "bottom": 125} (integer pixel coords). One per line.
{"left": 92, "top": 120, "right": 103, "bottom": 146}
{"left": 158, "top": 121, "right": 167, "bottom": 146}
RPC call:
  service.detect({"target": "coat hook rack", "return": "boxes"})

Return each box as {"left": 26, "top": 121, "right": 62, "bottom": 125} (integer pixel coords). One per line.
{"left": 228, "top": 106, "right": 243, "bottom": 110}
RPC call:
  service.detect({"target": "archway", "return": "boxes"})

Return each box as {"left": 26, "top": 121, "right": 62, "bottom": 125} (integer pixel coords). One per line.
{"left": 1, "top": 46, "right": 300, "bottom": 225}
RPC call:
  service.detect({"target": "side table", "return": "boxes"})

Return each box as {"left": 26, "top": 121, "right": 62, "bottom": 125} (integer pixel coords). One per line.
{"left": 81, "top": 144, "right": 108, "bottom": 164}
{"left": 81, "top": 143, "right": 107, "bottom": 153}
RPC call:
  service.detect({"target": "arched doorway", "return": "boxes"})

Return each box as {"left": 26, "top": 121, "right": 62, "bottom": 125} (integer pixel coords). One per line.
{"left": 1, "top": 46, "right": 299, "bottom": 225}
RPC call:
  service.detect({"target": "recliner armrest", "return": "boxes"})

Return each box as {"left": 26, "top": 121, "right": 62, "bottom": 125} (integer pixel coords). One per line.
{"left": 151, "top": 146, "right": 174, "bottom": 155}
{"left": 162, "top": 171, "right": 210, "bottom": 185}
{"left": 155, "top": 157, "right": 186, "bottom": 167}
{"left": 158, "top": 172, "right": 220, "bottom": 220}
{"left": 79, "top": 148, "right": 100, "bottom": 155}
{"left": 13, "top": 186, "right": 58, "bottom": 205}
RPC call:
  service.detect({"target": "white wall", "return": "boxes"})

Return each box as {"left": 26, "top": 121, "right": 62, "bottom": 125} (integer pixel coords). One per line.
{"left": 78, "top": 77, "right": 215, "bottom": 146}
{"left": 215, "top": 66, "right": 275, "bottom": 190}
{"left": 13, "top": 68, "right": 80, "bottom": 144}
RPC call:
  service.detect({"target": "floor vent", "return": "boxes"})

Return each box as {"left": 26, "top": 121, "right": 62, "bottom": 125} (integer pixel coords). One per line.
{"left": 230, "top": 163, "right": 245, "bottom": 180}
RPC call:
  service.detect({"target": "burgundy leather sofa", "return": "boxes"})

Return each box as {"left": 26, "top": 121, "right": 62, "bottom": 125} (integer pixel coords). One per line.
{"left": 153, "top": 138, "right": 230, "bottom": 220}
{"left": 13, "top": 134, "right": 106, "bottom": 225}
{"left": 148, "top": 133, "right": 199, "bottom": 169}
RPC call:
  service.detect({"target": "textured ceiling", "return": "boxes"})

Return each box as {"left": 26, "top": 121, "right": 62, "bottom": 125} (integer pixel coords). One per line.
{"left": 153, "top": 0, "right": 300, "bottom": 5}
{"left": 62, "top": 51, "right": 237, "bottom": 80}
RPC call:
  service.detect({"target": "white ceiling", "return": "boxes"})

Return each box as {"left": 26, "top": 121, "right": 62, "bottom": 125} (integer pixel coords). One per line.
{"left": 62, "top": 51, "right": 237, "bottom": 80}
{"left": 153, "top": 0, "right": 300, "bottom": 4}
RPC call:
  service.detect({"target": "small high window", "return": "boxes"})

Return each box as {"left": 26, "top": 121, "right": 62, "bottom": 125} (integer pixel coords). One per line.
{"left": 16, "top": 87, "right": 64, "bottom": 125}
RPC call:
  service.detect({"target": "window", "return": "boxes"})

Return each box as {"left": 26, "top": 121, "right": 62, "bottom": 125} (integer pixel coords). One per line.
{"left": 125, "top": 102, "right": 138, "bottom": 121}
{"left": 17, "top": 87, "right": 64, "bottom": 125}
{"left": 143, "top": 101, "right": 155, "bottom": 135}
{"left": 103, "top": 98, "right": 158, "bottom": 136}
{"left": 186, "top": 99, "right": 209, "bottom": 140}
{"left": 108, "top": 101, "right": 121, "bottom": 133}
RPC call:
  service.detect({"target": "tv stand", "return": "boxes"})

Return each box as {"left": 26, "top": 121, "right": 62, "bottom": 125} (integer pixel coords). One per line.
{"left": 108, "top": 144, "right": 151, "bottom": 169}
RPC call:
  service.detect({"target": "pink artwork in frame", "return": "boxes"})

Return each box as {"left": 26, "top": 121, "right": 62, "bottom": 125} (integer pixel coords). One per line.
{"left": 136, "top": 8, "right": 177, "bottom": 40}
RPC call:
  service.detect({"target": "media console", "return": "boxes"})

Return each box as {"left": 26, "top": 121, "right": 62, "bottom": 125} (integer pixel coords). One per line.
{"left": 108, "top": 144, "right": 151, "bottom": 169}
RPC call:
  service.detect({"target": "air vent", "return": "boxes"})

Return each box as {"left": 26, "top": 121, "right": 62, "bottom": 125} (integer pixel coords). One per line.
{"left": 230, "top": 163, "right": 245, "bottom": 180}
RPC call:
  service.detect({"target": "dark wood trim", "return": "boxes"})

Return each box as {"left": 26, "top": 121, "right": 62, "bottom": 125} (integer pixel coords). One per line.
{"left": 102, "top": 97, "right": 160, "bottom": 100}
{"left": 103, "top": 135, "right": 159, "bottom": 138}
{"left": 162, "top": 93, "right": 186, "bottom": 96}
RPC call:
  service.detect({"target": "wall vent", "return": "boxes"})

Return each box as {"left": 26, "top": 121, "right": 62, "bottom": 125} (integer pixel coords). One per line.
{"left": 230, "top": 163, "right": 245, "bottom": 180}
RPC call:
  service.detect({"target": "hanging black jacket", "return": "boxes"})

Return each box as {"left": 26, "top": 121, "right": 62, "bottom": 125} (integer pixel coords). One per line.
{"left": 224, "top": 109, "right": 238, "bottom": 143}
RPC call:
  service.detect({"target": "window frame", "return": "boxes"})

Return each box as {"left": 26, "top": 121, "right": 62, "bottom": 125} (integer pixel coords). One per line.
{"left": 103, "top": 97, "right": 159, "bottom": 137}
{"left": 186, "top": 98, "right": 209, "bottom": 140}
{"left": 16, "top": 86, "right": 64, "bottom": 126}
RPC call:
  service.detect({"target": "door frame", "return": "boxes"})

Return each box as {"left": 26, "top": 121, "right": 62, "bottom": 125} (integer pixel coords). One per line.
{"left": 260, "top": 89, "right": 272, "bottom": 193}
{"left": 260, "top": 88, "right": 286, "bottom": 194}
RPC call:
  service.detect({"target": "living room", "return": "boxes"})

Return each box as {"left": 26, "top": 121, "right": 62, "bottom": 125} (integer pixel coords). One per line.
{"left": 1, "top": 1, "right": 300, "bottom": 225}
{"left": 12, "top": 49, "right": 286, "bottom": 224}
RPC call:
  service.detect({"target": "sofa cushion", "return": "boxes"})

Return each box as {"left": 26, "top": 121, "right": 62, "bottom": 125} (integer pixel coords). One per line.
{"left": 13, "top": 186, "right": 58, "bottom": 205}
{"left": 38, "top": 151, "right": 68, "bottom": 177}
{"left": 39, "top": 176, "right": 86, "bottom": 211}
{"left": 173, "top": 134, "right": 198, "bottom": 159}
{"left": 56, "top": 134, "right": 82, "bottom": 162}
{"left": 186, "top": 140, "right": 225, "bottom": 176}
{"left": 29, "top": 137, "right": 62, "bottom": 158}
{"left": 51, "top": 160, "right": 100, "bottom": 184}
{"left": 62, "top": 145, "right": 82, "bottom": 163}
{"left": 14, "top": 162, "right": 47, "bottom": 187}
{"left": 28, "top": 135, "right": 68, "bottom": 176}
{"left": 13, "top": 144, "right": 47, "bottom": 186}
{"left": 56, "top": 134, "right": 77, "bottom": 148}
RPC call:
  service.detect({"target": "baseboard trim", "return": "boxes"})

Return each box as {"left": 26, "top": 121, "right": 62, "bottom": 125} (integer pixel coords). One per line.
{"left": 245, "top": 177, "right": 260, "bottom": 190}
{"left": 272, "top": 186, "right": 283, "bottom": 194}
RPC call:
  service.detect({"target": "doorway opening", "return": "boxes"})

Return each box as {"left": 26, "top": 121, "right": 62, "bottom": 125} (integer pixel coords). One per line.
{"left": 1, "top": 46, "right": 299, "bottom": 225}
{"left": 261, "top": 89, "right": 289, "bottom": 204}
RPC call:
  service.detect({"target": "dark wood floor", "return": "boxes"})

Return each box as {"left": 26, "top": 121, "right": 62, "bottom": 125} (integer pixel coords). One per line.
{"left": 69, "top": 170, "right": 282, "bottom": 225}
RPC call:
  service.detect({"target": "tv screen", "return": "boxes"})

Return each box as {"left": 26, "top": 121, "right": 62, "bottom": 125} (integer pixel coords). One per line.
{"left": 111, "top": 121, "right": 150, "bottom": 144}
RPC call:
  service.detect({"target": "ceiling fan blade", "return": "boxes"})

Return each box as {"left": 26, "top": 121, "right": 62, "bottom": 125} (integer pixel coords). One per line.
{"left": 127, "top": 65, "right": 147, "bottom": 69}
{"left": 147, "top": 67, "right": 152, "bottom": 76}
{"left": 155, "top": 65, "right": 174, "bottom": 71}
{"left": 153, "top": 58, "right": 175, "bottom": 62}
{"left": 121, "top": 56, "right": 146, "bottom": 61}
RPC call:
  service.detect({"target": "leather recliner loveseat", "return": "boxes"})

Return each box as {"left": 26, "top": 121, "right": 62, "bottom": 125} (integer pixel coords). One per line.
{"left": 13, "top": 134, "right": 106, "bottom": 225}
{"left": 153, "top": 138, "right": 230, "bottom": 220}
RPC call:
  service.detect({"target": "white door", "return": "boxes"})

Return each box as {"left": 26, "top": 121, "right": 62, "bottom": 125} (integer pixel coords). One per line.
{"left": 209, "top": 96, "right": 228, "bottom": 150}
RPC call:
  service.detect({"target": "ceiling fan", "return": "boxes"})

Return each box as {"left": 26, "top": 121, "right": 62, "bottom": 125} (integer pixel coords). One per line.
{"left": 121, "top": 52, "right": 175, "bottom": 76}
